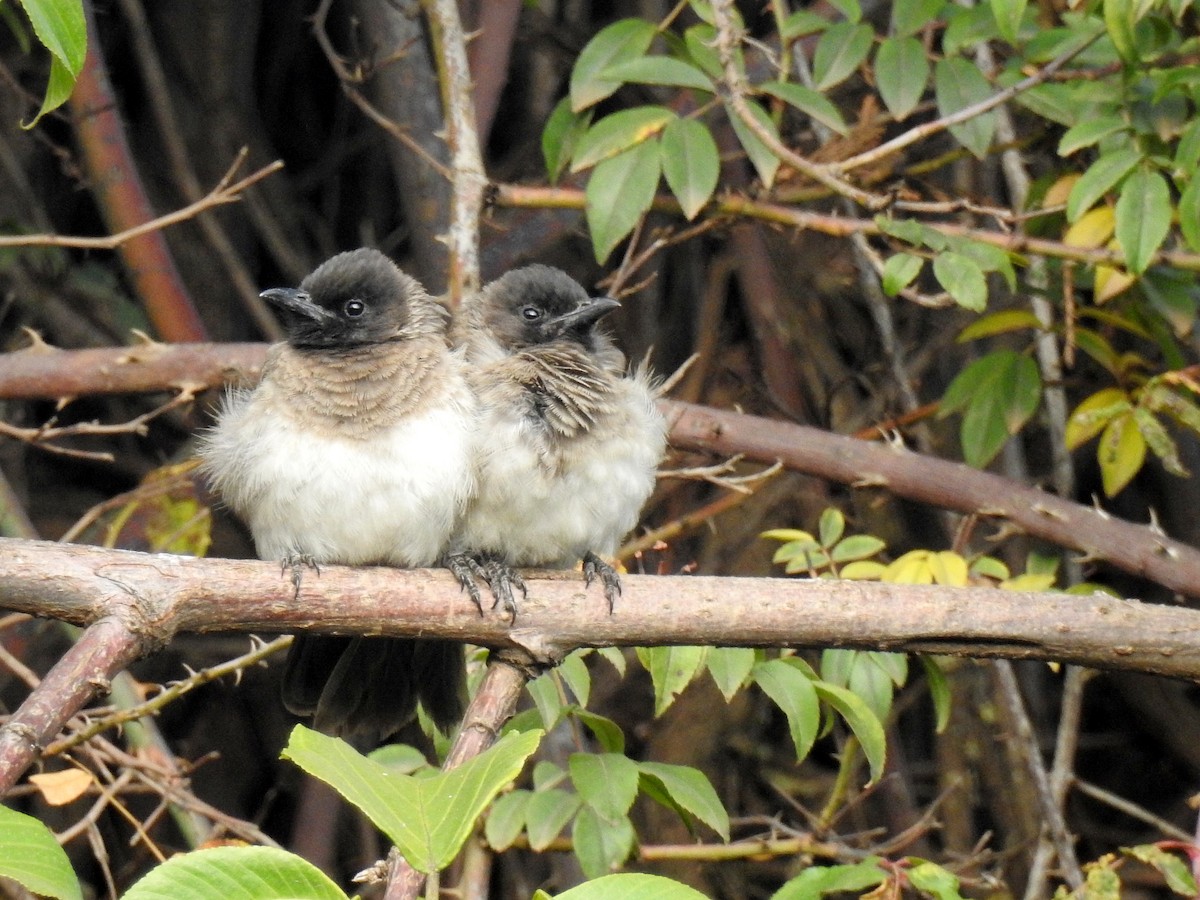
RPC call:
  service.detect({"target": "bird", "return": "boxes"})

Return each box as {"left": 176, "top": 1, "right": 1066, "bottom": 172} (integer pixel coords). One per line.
{"left": 448, "top": 264, "right": 666, "bottom": 615}
{"left": 198, "top": 248, "right": 477, "bottom": 741}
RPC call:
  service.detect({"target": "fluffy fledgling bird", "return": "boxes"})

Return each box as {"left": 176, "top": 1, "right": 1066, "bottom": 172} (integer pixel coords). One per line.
{"left": 449, "top": 264, "right": 666, "bottom": 612}
{"left": 199, "top": 248, "right": 476, "bottom": 740}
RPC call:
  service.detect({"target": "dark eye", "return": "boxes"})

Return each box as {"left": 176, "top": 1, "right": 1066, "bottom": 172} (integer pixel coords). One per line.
{"left": 521, "top": 306, "right": 542, "bottom": 321}
{"left": 344, "top": 299, "right": 365, "bottom": 317}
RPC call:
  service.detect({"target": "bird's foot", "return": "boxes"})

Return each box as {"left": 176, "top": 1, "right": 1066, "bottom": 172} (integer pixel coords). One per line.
{"left": 583, "top": 551, "right": 621, "bottom": 614}
{"left": 445, "top": 552, "right": 487, "bottom": 614}
{"left": 281, "top": 553, "right": 320, "bottom": 600}
{"left": 480, "top": 559, "right": 526, "bottom": 624}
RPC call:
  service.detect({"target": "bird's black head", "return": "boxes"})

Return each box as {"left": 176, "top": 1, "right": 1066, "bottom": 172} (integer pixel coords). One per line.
{"left": 262, "top": 248, "right": 444, "bottom": 350}
{"left": 480, "top": 265, "right": 620, "bottom": 352}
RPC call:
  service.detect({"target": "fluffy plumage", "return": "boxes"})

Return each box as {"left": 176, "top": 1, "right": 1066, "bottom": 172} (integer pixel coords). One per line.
{"left": 451, "top": 264, "right": 665, "bottom": 608}
{"left": 199, "top": 248, "right": 475, "bottom": 739}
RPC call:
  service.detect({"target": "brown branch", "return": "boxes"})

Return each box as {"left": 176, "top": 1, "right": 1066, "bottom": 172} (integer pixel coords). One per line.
{"left": 3, "top": 532, "right": 1200, "bottom": 794}
{"left": 67, "top": 0, "right": 206, "bottom": 343}
{"left": 3, "top": 344, "right": 1200, "bottom": 598}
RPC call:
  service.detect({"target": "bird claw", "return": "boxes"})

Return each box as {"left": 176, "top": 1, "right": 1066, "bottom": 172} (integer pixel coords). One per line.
{"left": 481, "top": 559, "right": 525, "bottom": 624}
{"left": 445, "top": 552, "right": 486, "bottom": 614}
{"left": 281, "top": 553, "right": 320, "bottom": 600}
{"left": 583, "top": 551, "right": 621, "bottom": 614}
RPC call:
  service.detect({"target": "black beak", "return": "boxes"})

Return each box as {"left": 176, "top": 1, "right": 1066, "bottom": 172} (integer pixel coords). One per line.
{"left": 546, "top": 296, "right": 621, "bottom": 334}
{"left": 260, "top": 287, "right": 336, "bottom": 325}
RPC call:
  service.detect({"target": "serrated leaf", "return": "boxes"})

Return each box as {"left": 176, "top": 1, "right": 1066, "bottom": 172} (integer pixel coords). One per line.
{"left": 570, "top": 19, "right": 657, "bottom": 111}
{"left": 1115, "top": 167, "right": 1171, "bottom": 275}
{"left": 1066, "top": 388, "right": 1130, "bottom": 449}
{"left": 571, "top": 106, "right": 675, "bottom": 172}
{"left": 556, "top": 873, "right": 710, "bottom": 900}
{"left": 585, "top": 139, "right": 662, "bottom": 263}
{"left": 882, "top": 252, "right": 924, "bottom": 296}
{"left": 543, "top": 97, "right": 592, "bottom": 183}
{"left": 123, "top": 847, "right": 345, "bottom": 900}
{"left": 934, "top": 57, "right": 997, "bottom": 159}
{"left": 933, "top": 251, "right": 988, "bottom": 311}
{"left": 281, "top": 725, "right": 542, "bottom": 873}
{"left": 811, "top": 680, "right": 888, "bottom": 783}
{"left": 1098, "top": 412, "right": 1146, "bottom": 496}
{"left": 661, "top": 117, "right": 719, "bottom": 220}
{"left": 1058, "top": 115, "right": 1128, "bottom": 157}
{"left": 990, "top": 0, "right": 1027, "bottom": 42}
{"left": 570, "top": 753, "right": 640, "bottom": 822}
{"left": 572, "top": 806, "right": 635, "bottom": 879}
{"left": 601, "top": 55, "right": 714, "bottom": 93}
{"left": 957, "top": 309, "right": 1043, "bottom": 342}
{"left": 831, "top": 534, "right": 886, "bottom": 563}
{"left": 918, "top": 656, "right": 952, "bottom": 733}
{"left": 759, "top": 80, "right": 848, "bottom": 134}
{"left": 874, "top": 37, "right": 929, "bottom": 121}
{"left": 1066, "top": 148, "right": 1142, "bottom": 222}
{"left": 706, "top": 647, "right": 757, "bottom": 700}
{"left": 753, "top": 659, "right": 820, "bottom": 762}
{"left": 0, "top": 805, "right": 82, "bottom": 900}
{"left": 484, "top": 790, "right": 530, "bottom": 851}
{"left": 525, "top": 789, "right": 582, "bottom": 851}
{"left": 641, "top": 645, "right": 707, "bottom": 715}
{"left": 638, "top": 762, "right": 730, "bottom": 841}
{"left": 727, "top": 98, "right": 781, "bottom": 187}
{"left": 771, "top": 858, "right": 887, "bottom": 900}
{"left": 18, "top": 0, "right": 85, "bottom": 74}
{"left": 812, "top": 22, "right": 874, "bottom": 91}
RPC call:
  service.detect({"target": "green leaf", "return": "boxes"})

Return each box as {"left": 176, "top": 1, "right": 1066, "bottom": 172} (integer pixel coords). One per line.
{"left": 1058, "top": 115, "right": 1128, "bottom": 157}
{"left": 706, "top": 647, "right": 757, "bottom": 700}
{"left": 781, "top": 10, "right": 832, "bottom": 39}
{"left": 637, "top": 761, "right": 730, "bottom": 841}
{"left": 527, "top": 668, "right": 566, "bottom": 728}
{"left": 812, "top": 22, "right": 874, "bottom": 91}
{"left": 660, "top": 117, "right": 720, "bottom": 220}
{"left": 934, "top": 57, "right": 997, "bottom": 159}
{"left": 907, "top": 859, "right": 964, "bottom": 900}
{"left": 1066, "top": 148, "right": 1142, "bottom": 221}
{"left": 727, "top": 98, "right": 781, "bottom": 187}
{"left": 847, "top": 653, "right": 896, "bottom": 723}
{"left": 639, "top": 645, "right": 707, "bottom": 715}
{"left": 23, "top": 51, "right": 77, "bottom": 129}
{"left": 123, "top": 847, "right": 346, "bottom": 900}
{"left": 1178, "top": 177, "right": 1200, "bottom": 253}
{"left": 957, "top": 309, "right": 1043, "bottom": 342}
{"left": 0, "top": 805, "right": 82, "bottom": 900}
{"left": 571, "top": 105, "right": 675, "bottom": 172}
{"left": 882, "top": 252, "right": 924, "bottom": 296}
{"left": 1122, "top": 844, "right": 1198, "bottom": 896}
{"left": 1103, "top": 0, "right": 1139, "bottom": 63}
{"left": 831, "top": 534, "right": 886, "bottom": 563}
{"left": 1098, "top": 411, "right": 1147, "bottom": 496}
{"left": 683, "top": 24, "right": 724, "bottom": 80}
{"left": 281, "top": 725, "right": 542, "bottom": 873}
{"left": 753, "top": 659, "right": 820, "bottom": 762}
{"left": 572, "top": 805, "right": 636, "bottom": 879}
{"left": 825, "top": 0, "right": 863, "bottom": 22}
{"left": 600, "top": 55, "right": 714, "bottom": 93}
{"left": 918, "top": 656, "right": 952, "bottom": 733}
{"left": 1174, "top": 118, "right": 1200, "bottom": 174}
{"left": 585, "top": 139, "right": 662, "bottom": 263}
{"left": 1115, "top": 167, "right": 1171, "bottom": 275}
{"left": 558, "top": 651, "right": 592, "bottom": 707}
{"left": 1133, "top": 407, "right": 1186, "bottom": 477}
{"left": 811, "top": 680, "right": 888, "bottom": 783}
{"left": 818, "top": 507, "right": 845, "bottom": 546}
{"left": 892, "top": 0, "right": 947, "bottom": 35}
{"left": 932, "top": 251, "right": 988, "bottom": 311}
{"left": 570, "top": 19, "right": 657, "bottom": 111}
{"left": 990, "top": 0, "right": 1027, "bottom": 43}
{"left": 771, "top": 858, "right": 887, "bottom": 900}
{"left": 555, "top": 873, "right": 711, "bottom": 900}
{"left": 19, "top": 0, "right": 86, "bottom": 74}
{"left": 940, "top": 351, "right": 1041, "bottom": 468}
{"left": 570, "top": 753, "right": 640, "bottom": 822}
{"left": 543, "top": 97, "right": 592, "bottom": 183}
{"left": 759, "top": 81, "right": 848, "bottom": 135}
{"left": 571, "top": 708, "right": 627, "bottom": 753}
{"left": 525, "top": 789, "right": 582, "bottom": 851}
{"left": 484, "top": 790, "right": 530, "bottom": 851}
{"left": 874, "top": 37, "right": 929, "bottom": 122}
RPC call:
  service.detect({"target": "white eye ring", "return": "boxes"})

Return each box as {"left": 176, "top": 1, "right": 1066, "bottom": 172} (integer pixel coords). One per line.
{"left": 344, "top": 299, "right": 366, "bottom": 317}
{"left": 521, "top": 306, "right": 541, "bottom": 321}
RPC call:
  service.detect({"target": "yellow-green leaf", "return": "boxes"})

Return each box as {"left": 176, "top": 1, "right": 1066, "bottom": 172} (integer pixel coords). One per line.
{"left": 1098, "top": 412, "right": 1146, "bottom": 496}
{"left": 1065, "top": 387, "right": 1130, "bottom": 449}
{"left": 571, "top": 105, "right": 675, "bottom": 172}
